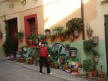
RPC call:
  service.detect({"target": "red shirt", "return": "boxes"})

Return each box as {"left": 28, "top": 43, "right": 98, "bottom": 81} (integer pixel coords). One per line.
{"left": 38, "top": 46, "right": 47, "bottom": 57}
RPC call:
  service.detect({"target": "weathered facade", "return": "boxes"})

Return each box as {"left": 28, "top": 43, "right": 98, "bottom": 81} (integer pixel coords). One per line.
{"left": 0, "top": 0, "right": 108, "bottom": 75}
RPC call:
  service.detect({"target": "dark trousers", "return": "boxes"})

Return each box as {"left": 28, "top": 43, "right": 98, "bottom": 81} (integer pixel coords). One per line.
{"left": 39, "top": 57, "right": 50, "bottom": 73}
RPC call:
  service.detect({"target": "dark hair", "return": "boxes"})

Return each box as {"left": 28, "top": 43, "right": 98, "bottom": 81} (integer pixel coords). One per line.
{"left": 41, "top": 41, "right": 46, "bottom": 44}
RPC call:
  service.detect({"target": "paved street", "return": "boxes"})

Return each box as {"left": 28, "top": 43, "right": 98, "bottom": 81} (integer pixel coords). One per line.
{"left": 0, "top": 60, "right": 107, "bottom": 81}
{"left": 0, "top": 60, "right": 70, "bottom": 81}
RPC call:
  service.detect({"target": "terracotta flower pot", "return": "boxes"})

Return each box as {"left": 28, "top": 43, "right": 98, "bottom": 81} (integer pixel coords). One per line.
{"left": 19, "top": 58, "right": 25, "bottom": 63}
{"left": 86, "top": 72, "right": 92, "bottom": 78}
{"left": 98, "top": 72, "right": 104, "bottom": 78}
{"left": 27, "top": 40, "right": 33, "bottom": 45}
{"left": 27, "top": 59, "right": 33, "bottom": 65}
{"left": 92, "top": 70, "right": 98, "bottom": 77}
{"left": 63, "top": 65, "right": 69, "bottom": 70}
{"left": 59, "top": 36, "right": 65, "bottom": 42}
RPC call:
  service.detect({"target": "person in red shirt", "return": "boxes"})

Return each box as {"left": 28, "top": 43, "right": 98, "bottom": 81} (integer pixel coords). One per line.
{"left": 38, "top": 41, "right": 51, "bottom": 74}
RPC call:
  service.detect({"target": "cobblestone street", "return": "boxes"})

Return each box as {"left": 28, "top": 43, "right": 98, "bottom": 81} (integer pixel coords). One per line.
{"left": 0, "top": 60, "right": 107, "bottom": 81}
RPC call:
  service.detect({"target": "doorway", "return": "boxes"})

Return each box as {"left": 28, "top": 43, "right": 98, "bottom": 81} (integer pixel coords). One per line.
{"left": 7, "top": 18, "right": 18, "bottom": 54}
{"left": 24, "top": 14, "right": 38, "bottom": 46}
{"left": 105, "top": 15, "right": 108, "bottom": 76}
{"left": 24, "top": 14, "right": 38, "bottom": 36}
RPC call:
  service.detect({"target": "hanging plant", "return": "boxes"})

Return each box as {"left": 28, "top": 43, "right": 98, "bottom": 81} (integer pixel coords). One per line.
{"left": 83, "top": 39, "right": 93, "bottom": 52}
{"left": 73, "top": 29, "right": 79, "bottom": 38}
{"left": 66, "top": 18, "right": 83, "bottom": 38}
{"left": 15, "top": 32, "right": 24, "bottom": 41}
{"left": 83, "top": 39, "right": 99, "bottom": 63}
{"left": 92, "top": 36, "right": 99, "bottom": 45}
{"left": 69, "top": 47, "right": 77, "bottom": 57}
{"left": 52, "top": 26, "right": 64, "bottom": 42}
{"left": 52, "top": 26, "right": 64, "bottom": 36}
{"left": 38, "top": 34, "right": 45, "bottom": 41}
{"left": 45, "top": 29, "right": 51, "bottom": 36}
{"left": 92, "top": 48, "right": 99, "bottom": 63}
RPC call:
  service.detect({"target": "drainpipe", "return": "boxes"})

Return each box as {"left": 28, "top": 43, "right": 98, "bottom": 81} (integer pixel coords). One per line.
{"left": 81, "top": 0, "right": 85, "bottom": 40}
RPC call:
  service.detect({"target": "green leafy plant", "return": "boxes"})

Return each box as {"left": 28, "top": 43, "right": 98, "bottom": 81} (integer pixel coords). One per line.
{"left": 66, "top": 18, "right": 83, "bottom": 33}
{"left": 52, "top": 26, "right": 64, "bottom": 36}
{"left": 15, "top": 32, "right": 24, "bottom": 39}
{"left": 45, "top": 29, "right": 50, "bottom": 33}
{"left": 38, "top": 34, "right": 45, "bottom": 40}
{"left": 83, "top": 39, "right": 93, "bottom": 51}
{"left": 83, "top": 59, "right": 93, "bottom": 72}
{"left": 65, "top": 44, "right": 70, "bottom": 51}
{"left": 27, "top": 32, "right": 37, "bottom": 41}
{"left": 83, "top": 39, "right": 99, "bottom": 56}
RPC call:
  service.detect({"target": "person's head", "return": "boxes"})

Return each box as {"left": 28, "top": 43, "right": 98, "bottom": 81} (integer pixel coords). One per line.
{"left": 41, "top": 41, "right": 46, "bottom": 47}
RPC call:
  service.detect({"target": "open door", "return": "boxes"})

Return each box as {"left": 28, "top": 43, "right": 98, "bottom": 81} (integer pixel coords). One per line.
{"left": 105, "top": 15, "right": 108, "bottom": 76}
{"left": 7, "top": 18, "right": 18, "bottom": 55}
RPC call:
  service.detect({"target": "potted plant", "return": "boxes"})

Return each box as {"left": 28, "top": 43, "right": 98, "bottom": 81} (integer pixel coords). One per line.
{"left": 92, "top": 49, "right": 99, "bottom": 63}
{"left": 27, "top": 32, "right": 37, "bottom": 45}
{"left": 63, "top": 63, "right": 69, "bottom": 70}
{"left": 45, "top": 29, "right": 51, "bottom": 36}
{"left": 62, "top": 29, "right": 70, "bottom": 40}
{"left": 53, "top": 61, "right": 59, "bottom": 69}
{"left": 66, "top": 18, "right": 83, "bottom": 38}
{"left": 92, "top": 36, "right": 99, "bottom": 45}
{"left": 92, "top": 63, "right": 98, "bottom": 77}
{"left": 52, "top": 26, "right": 64, "bottom": 42}
{"left": 98, "top": 65, "right": 104, "bottom": 78}
{"left": 69, "top": 47, "right": 77, "bottom": 57}
{"left": 15, "top": 32, "right": 24, "bottom": 42}
{"left": 83, "top": 59, "right": 93, "bottom": 77}
{"left": 38, "top": 34, "right": 45, "bottom": 42}
{"left": 18, "top": 54, "right": 25, "bottom": 63}
{"left": 26, "top": 57, "right": 33, "bottom": 64}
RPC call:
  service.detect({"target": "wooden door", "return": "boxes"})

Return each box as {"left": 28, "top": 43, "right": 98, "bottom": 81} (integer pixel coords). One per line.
{"left": 7, "top": 18, "right": 18, "bottom": 53}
